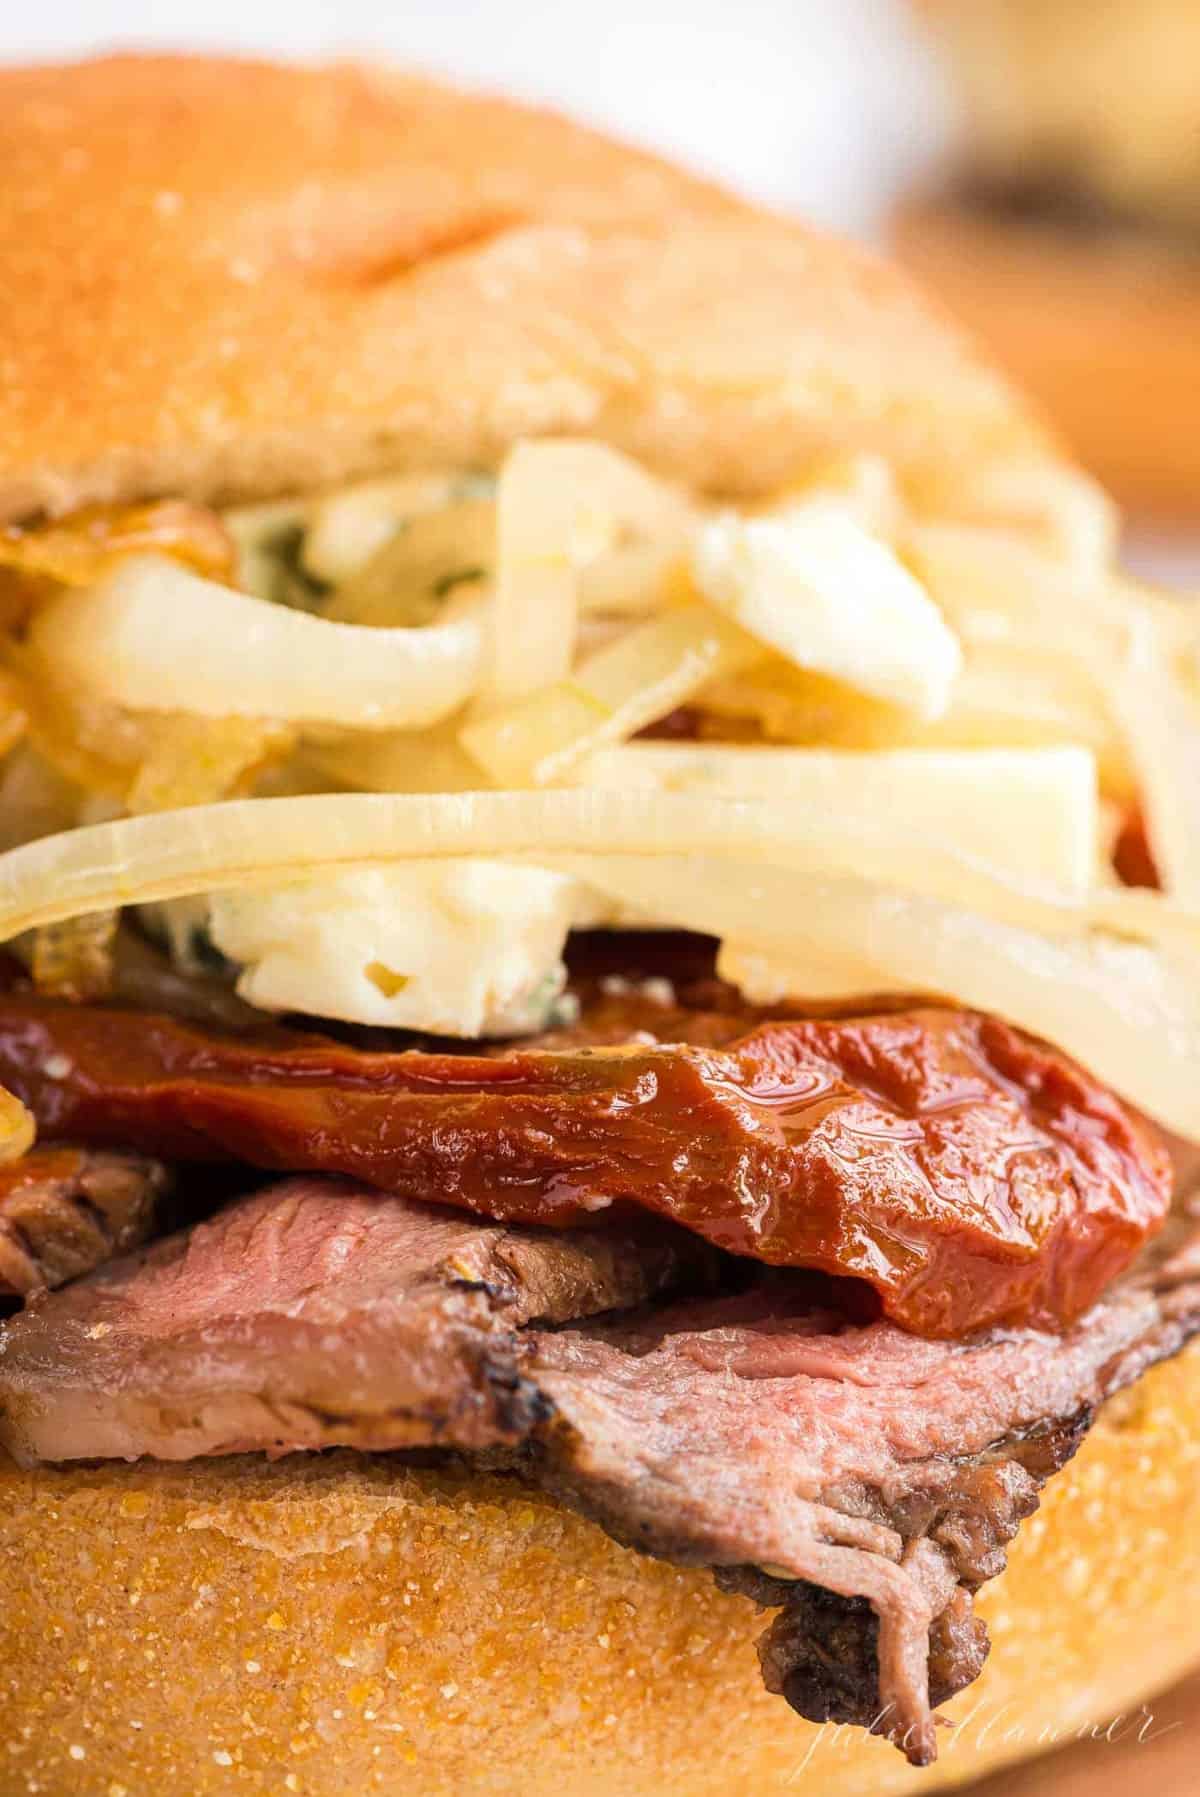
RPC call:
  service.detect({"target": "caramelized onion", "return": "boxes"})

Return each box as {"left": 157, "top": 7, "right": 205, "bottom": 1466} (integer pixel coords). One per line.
{"left": 0, "top": 791, "right": 1195, "bottom": 1132}
{"left": 31, "top": 912, "right": 117, "bottom": 1003}
{"left": 0, "top": 1084, "right": 34, "bottom": 1165}
{"left": 0, "top": 500, "right": 234, "bottom": 587}
{"left": 29, "top": 556, "right": 485, "bottom": 730}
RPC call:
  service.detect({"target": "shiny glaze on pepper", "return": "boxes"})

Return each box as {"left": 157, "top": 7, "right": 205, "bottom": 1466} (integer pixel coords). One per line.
{"left": 0, "top": 993, "right": 1169, "bottom": 1338}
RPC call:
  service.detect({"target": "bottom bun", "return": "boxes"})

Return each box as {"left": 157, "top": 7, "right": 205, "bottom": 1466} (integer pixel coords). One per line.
{"left": 891, "top": 196, "right": 1200, "bottom": 520}
{"left": 1, "top": 1342, "right": 1199, "bottom": 1797}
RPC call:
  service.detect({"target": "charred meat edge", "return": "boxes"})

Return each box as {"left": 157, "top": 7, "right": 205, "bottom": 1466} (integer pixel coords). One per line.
{"left": 0, "top": 1148, "right": 169, "bottom": 1296}
{"left": 1, "top": 1181, "right": 1197, "bottom": 1765}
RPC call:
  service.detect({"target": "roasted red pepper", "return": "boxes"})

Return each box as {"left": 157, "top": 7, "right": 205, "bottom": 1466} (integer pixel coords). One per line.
{"left": 0, "top": 994, "right": 1169, "bottom": 1337}
{"left": 1113, "top": 805, "right": 1162, "bottom": 891}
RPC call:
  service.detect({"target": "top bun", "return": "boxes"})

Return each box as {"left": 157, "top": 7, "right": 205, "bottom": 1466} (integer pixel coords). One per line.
{"left": 0, "top": 54, "right": 1052, "bottom": 521}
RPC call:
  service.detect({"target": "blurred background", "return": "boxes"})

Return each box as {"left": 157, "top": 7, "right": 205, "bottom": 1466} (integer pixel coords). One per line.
{"left": 5, "top": 3, "right": 1199, "bottom": 1790}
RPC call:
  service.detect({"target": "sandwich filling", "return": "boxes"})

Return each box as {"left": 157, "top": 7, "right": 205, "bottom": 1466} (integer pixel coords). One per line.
{"left": 0, "top": 442, "right": 1199, "bottom": 1763}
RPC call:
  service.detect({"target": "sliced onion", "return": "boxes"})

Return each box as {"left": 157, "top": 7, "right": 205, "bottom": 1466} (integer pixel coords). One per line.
{"left": 221, "top": 500, "right": 311, "bottom": 602}
{"left": 0, "top": 787, "right": 1196, "bottom": 1124}
{"left": 478, "top": 441, "right": 697, "bottom": 708}
{"left": 576, "top": 540, "right": 693, "bottom": 617}
{"left": 906, "top": 523, "right": 1131, "bottom": 664}
{"left": 324, "top": 498, "right": 495, "bottom": 628}
{"left": 0, "top": 748, "right": 79, "bottom": 854}
{"left": 908, "top": 538, "right": 1118, "bottom": 804}
{"left": 912, "top": 526, "right": 1200, "bottom": 880}
{"left": 784, "top": 452, "right": 902, "bottom": 537}
{"left": 124, "top": 717, "right": 295, "bottom": 814}
{"left": 302, "top": 472, "right": 487, "bottom": 586}
{"left": 460, "top": 604, "right": 759, "bottom": 787}
{"left": 908, "top": 461, "right": 1116, "bottom": 577}
{"left": 927, "top": 653, "right": 1129, "bottom": 791}
{"left": 1108, "top": 607, "right": 1200, "bottom": 905}
{"left": 697, "top": 650, "right": 1130, "bottom": 793}
{"left": 554, "top": 856, "right": 1200, "bottom": 1140}
{"left": 28, "top": 555, "right": 484, "bottom": 730}
{"left": 0, "top": 670, "right": 28, "bottom": 769}
{"left": 0, "top": 500, "right": 234, "bottom": 586}
{"left": 0, "top": 786, "right": 1191, "bottom": 949}
{"left": 19, "top": 649, "right": 293, "bottom": 812}
{"left": 722, "top": 887, "right": 1200, "bottom": 1140}
{"left": 309, "top": 718, "right": 483, "bottom": 794}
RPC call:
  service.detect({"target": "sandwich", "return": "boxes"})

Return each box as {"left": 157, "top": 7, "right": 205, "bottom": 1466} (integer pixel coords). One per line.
{"left": 893, "top": 0, "right": 1200, "bottom": 518}
{"left": 1, "top": 52, "right": 1199, "bottom": 1797}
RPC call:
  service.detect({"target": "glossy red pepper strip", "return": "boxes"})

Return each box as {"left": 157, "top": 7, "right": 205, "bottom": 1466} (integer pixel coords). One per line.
{"left": 0, "top": 994, "right": 1169, "bottom": 1338}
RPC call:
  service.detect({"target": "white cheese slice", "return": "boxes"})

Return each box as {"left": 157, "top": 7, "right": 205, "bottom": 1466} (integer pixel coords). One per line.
{"left": 579, "top": 743, "right": 1098, "bottom": 896}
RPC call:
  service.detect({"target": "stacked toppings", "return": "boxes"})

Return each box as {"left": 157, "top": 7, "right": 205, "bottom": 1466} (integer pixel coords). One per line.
{"left": 2, "top": 1171, "right": 1196, "bottom": 1764}
{"left": 0, "top": 442, "right": 1193, "bottom": 1144}
{"left": 0, "top": 989, "right": 1170, "bottom": 1337}
{"left": 0, "top": 442, "right": 1198, "bottom": 1766}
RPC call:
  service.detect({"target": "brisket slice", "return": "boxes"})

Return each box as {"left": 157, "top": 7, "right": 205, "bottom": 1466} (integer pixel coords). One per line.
{"left": 526, "top": 1254, "right": 1200, "bottom": 1765}
{"left": 0, "top": 1177, "right": 715, "bottom": 1462}
{"left": 2, "top": 1181, "right": 1197, "bottom": 1768}
{"left": 0, "top": 1147, "right": 169, "bottom": 1296}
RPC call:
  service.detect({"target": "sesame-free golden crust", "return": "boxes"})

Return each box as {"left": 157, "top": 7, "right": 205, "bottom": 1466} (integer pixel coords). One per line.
{"left": 0, "top": 54, "right": 1052, "bottom": 521}
{"left": 0, "top": 1342, "right": 1198, "bottom": 1796}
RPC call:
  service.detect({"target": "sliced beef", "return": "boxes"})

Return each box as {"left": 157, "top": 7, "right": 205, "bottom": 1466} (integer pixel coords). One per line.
{"left": 0, "top": 1147, "right": 169, "bottom": 1296}
{"left": 0, "top": 1177, "right": 714, "bottom": 1462}
{"left": 2, "top": 1178, "right": 1197, "bottom": 1767}
{"left": 526, "top": 1265, "right": 1200, "bottom": 1764}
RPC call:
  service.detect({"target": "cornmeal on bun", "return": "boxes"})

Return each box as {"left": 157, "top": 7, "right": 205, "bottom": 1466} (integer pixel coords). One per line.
{"left": 0, "top": 53, "right": 1199, "bottom": 1797}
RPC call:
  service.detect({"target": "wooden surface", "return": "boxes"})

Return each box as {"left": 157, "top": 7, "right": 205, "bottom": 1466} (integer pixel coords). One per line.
{"left": 961, "top": 1669, "right": 1200, "bottom": 1797}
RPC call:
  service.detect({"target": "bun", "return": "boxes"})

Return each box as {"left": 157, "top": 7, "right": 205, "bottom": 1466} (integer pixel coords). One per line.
{"left": 892, "top": 195, "right": 1200, "bottom": 518}
{"left": 1, "top": 1341, "right": 1197, "bottom": 1796}
{"left": 0, "top": 55, "right": 1051, "bottom": 521}
{"left": 2, "top": 55, "right": 1191, "bottom": 1797}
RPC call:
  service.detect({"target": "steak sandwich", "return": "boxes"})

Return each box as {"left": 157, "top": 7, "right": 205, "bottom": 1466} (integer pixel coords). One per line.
{"left": 1, "top": 52, "right": 1200, "bottom": 1797}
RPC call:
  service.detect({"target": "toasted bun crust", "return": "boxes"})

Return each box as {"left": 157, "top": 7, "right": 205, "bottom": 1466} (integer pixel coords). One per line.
{"left": 0, "top": 55, "right": 1054, "bottom": 522}
{"left": 892, "top": 195, "right": 1200, "bottom": 518}
{"left": 1, "top": 1341, "right": 1197, "bottom": 1796}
